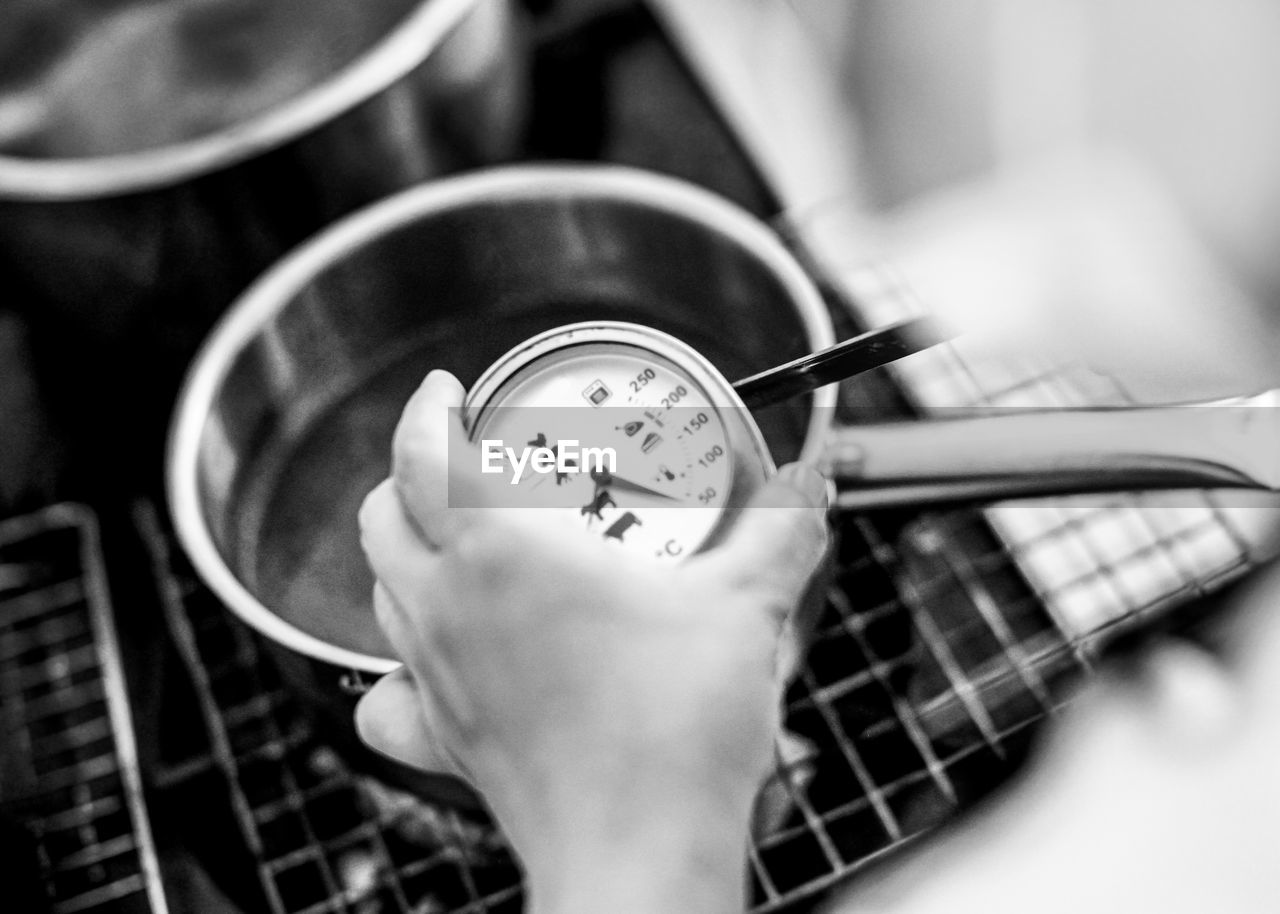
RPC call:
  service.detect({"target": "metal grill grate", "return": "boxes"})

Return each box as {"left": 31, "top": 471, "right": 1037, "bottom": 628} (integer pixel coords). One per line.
{"left": 734, "top": 265, "right": 1264, "bottom": 908}
{"left": 0, "top": 504, "right": 168, "bottom": 914}
{"left": 749, "top": 508, "right": 1069, "bottom": 908}
{"left": 144, "top": 508, "right": 525, "bottom": 914}
{"left": 145, "top": 488, "right": 1250, "bottom": 913}
{"left": 140, "top": 289, "right": 1264, "bottom": 914}
{"left": 842, "top": 265, "right": 1260, "bottom": 647}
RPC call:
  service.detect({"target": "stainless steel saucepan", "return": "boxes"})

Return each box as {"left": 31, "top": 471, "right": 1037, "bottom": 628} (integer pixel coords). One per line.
{"left": 168, "top": 164, "right": 835, "bottom": 801}
{"left": 168, "top": 163, "right": 1279, "bottom": 804}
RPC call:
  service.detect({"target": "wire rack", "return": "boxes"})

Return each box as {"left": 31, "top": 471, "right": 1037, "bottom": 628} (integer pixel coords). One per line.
{"left": 843, "top": 265, "right": 1260, "bottom": 648}
{"left": 143, "top": 507, "right": 525, "bottom": 914}
{"left": 146, "top": 456, "right": 1256, "bottom": 914}
{"left": 139, "top": 280, "right": 1265, "bottom": 914}
{"left": 0, "top": 504, "right": 168, "bottom": 914}
{"left": 732, "top": 265, "right": 1263, "bottom": 908}
{"left": 140, "top": 269, "right": 1264, "bottom": 914}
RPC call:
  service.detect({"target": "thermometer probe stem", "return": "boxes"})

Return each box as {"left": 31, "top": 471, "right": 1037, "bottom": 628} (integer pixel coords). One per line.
{"left": 732, "top": 316, "right": 947, "bottom": 409}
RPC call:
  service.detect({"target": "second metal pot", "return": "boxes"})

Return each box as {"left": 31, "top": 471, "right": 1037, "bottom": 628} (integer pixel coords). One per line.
{"left": 0, "top": 0, "right": 527, "bottom": 492}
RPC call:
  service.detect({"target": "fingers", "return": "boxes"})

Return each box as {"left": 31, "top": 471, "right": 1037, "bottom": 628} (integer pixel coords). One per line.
{"left": 371, "top": 579, "right": 414, "bottom": 657}
{"left": 372, "top": 581, "right": 477, "bottom": 732}
{"left": 391, "top": 370, "right": 483, "bottom": 547}
{"left": 699, "top": 463, "right": 831, "bottom": 620}
{"left": 359, "top": 479, "right": 438, "bottom": 597}
{"left": 355, "top": 668, "right": 468, "bottom": 778}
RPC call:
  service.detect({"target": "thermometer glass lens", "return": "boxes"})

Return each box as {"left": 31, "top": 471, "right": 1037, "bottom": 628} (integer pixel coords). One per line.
{"left": 469, "top": 344, "right": 733, "bottom": 560}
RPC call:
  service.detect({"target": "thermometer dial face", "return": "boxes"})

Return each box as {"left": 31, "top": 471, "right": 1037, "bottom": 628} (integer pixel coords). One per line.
{"left": 464, "top": 323, "right": 772, "bottom": 560}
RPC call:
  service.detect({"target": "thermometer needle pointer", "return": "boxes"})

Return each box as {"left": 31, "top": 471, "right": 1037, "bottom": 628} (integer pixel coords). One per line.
{"left": 591, "top": 470, "right": 679, "bottom": 502}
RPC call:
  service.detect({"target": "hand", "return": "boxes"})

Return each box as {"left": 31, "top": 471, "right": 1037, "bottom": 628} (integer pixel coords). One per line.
{"left": 355, "top": 370, "right": 830, "bottom": 913}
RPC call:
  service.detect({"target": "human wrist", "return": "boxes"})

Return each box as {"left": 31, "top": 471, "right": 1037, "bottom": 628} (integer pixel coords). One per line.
{"left": 519, "top": 788, "right": 756, "bottom": 914}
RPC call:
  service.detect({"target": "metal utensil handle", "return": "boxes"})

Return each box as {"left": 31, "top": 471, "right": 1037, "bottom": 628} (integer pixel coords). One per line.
{"left": 826, "top": 403, "right": 1280, "bottom": 510}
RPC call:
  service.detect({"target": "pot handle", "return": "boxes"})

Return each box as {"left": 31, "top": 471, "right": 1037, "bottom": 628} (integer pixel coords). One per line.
{"left": 822, "top": 394, "right": 1280, "bottom": 510}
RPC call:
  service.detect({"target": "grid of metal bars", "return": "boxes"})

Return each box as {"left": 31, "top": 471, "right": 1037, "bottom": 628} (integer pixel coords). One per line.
{"left": 144, "top": 509, "right": 524, "bottom": 914}
{"left": 733, "top": 264, "right": 1263, "bottom": 907}
{"left": 146, "top": 487, "right": 1239, "bottom": 913}
{"left": 0, "top": 504, "right": 168, "bottom": 914}
{"left": 842, "top": 264, "right": 1260, "bottom": 647}
{"left": 748, "top": 508, "right": 1071, "bottom": 908}
{"left": 139, "top": 275, "right": 1266, "bottom": 912}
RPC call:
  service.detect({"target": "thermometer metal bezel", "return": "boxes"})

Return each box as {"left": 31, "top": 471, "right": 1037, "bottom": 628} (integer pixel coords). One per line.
{"left": 461, "top": 321, "right": 776, "bottom": 556}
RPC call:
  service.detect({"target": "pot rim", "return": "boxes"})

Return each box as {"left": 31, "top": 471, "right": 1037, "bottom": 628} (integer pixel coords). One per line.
{"left": 167, "top": 163, "right": 838, "bottom": 675}
{"left": 0, "top": 0, "right": 484, "bottom": 200}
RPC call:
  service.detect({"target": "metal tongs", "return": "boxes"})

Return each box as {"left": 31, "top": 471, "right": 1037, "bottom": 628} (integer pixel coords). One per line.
{"left": 734, "top": 319, "right": 1280, "bottom": 510}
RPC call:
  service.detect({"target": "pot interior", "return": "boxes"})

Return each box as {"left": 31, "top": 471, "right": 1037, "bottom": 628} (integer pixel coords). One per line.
{"left": 0, "top": 0, "right": 423, "bottom": 158}
{"left": 191, "top": 177, "right": 821, "bottom": 662}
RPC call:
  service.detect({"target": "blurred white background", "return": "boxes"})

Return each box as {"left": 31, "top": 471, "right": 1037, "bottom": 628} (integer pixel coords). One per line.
{"left": 657, "top": 0, "right": 1280, "bottom": 402}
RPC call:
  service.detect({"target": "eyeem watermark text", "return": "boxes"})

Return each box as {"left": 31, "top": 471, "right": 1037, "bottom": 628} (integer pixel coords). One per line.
{"left": 481, "top": 439, "right": 617, "bottom": 484}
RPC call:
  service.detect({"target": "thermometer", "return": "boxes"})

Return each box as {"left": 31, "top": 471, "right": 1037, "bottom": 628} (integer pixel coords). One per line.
{"left": 461, "top": 319, "right": 936, "bottom": 559}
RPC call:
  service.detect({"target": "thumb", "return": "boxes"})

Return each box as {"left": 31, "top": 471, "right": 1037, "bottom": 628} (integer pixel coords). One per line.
{"left": 355, "top": 668, "right": 468, "bottom": 780}
{"left": 701, "top": 462, "right": 831, "bottom": 618}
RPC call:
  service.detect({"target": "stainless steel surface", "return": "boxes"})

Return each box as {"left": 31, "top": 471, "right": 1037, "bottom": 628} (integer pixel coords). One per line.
{"left": 733, "top": 316, "right": 947, "bottom": 409}
{"left": 167, "top": 162, "right": 836, "bottom": 670}
{"left": 0, "top": 504, "right": 168, "bottom": 914}
{"left": 152, "top": 477, "right": 1254, "bottom": 913}
{"left": 166, "top": 155, "right": 1276, "bottom": 702}
{"left": 828, "top": 391, "right": 1280, "bottom": 510}
{"left": 0, "top": 0, "right": 524, "bottom": 310}
{"left": 8, "top": 3, "right": 1268, "bottom": 911}
{"left": 0, "top": 0, "right": 527, "bottom": 489}
{"left": 151, "top": 508, "right": 523, "bottom": 914}
{"left": 462, "top": 320, "right": 777, "bottom": 556}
